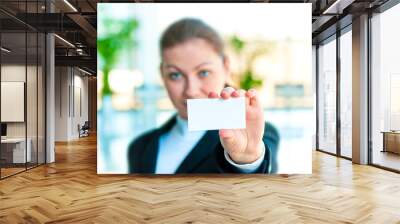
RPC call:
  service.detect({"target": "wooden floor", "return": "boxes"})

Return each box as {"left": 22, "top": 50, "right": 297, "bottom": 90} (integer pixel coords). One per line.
{"left": 1, "top": 163, "right": 44, "bottom": 178}
{"left": 0, "top": 167, "right": 26, "bottom": 178}
{"left": 1, "top": 135, "right": 400, "bottom": 223}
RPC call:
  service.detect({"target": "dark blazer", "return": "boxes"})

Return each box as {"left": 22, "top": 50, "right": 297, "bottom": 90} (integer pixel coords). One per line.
{"left": 128, "top": 116, "right": 280, "bottom": 174}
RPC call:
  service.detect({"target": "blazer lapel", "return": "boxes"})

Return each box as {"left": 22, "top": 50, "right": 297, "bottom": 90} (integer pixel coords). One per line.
{"left": 175, "top": 130, "right": 220, "bottom": 173}
{"left": 139, "top": 116, "right": 177, "bottom": 173}
{"left": 140, "top": 133, "right": 159, "bottom": 173}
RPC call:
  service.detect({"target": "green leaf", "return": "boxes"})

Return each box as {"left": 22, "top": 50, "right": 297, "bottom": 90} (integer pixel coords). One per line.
{"left": 239, "top": 70, "right": 263, "bottom": 90}
{"left": 230, "top": 35, "right": 245, "bottom": 53}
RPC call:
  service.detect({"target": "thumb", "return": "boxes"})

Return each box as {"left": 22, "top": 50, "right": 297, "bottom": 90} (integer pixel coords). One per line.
{"left": 219, "top": 129, "right": 236, "bottom": 147}
{"left": 219, "top": 129, "right": 235, "bottom": 139}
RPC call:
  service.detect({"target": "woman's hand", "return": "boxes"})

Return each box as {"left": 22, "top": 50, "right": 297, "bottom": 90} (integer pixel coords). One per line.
{"left": 208, "top": 87, "right": 265, "bottom": 164}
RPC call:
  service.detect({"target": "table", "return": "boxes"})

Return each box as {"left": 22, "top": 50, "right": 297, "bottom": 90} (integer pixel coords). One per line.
{"left": 381, "top": 131, "right": 400, "bottom": 154}
{"left": 1, "top": 138, "right": 31, "bottom": 163}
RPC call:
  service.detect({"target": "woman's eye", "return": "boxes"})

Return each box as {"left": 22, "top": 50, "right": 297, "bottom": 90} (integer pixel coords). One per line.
{"left": 168, "top": 72, "right": 182, "bottom": 80}
{"left": 199, "top": 70, "right": 210, "bottom": 78}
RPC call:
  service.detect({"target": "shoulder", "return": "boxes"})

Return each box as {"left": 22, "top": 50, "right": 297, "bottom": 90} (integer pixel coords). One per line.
{"left": 262, "top": 121, "right": 280, "bottom": 173}
{"left": 128, "top": 129, "right": 158, "bottom": 156}
{"left": 128, "top": 115, "right": 177, "bottom": 159}
{"left": 264, "top": 122, "right": 280, "bottom": 142}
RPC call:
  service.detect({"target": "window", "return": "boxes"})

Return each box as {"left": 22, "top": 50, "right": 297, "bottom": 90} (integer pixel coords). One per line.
{"left": 340, "top": 28, "right": 352, "bottom": 158}
{"left": 317, "top": 36, "right": 337, "bottom": 155}
{"left": 371, "top": 3, "right": 400, "bottom": 171}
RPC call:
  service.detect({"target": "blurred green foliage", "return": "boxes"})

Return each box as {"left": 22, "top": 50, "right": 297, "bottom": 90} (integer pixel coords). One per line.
{"left": 229, "top": 35, "right": 269, "bottom": 90}
{"left": 240, "top": 70, "right": 263, "bottom": 90}
{"left": 230, "top": 35, "right": 245, "bottom": 53}
{"left": 97, "top": 19, "right": 139, "bottom": 96}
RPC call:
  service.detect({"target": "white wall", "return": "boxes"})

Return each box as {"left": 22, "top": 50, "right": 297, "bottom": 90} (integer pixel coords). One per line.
{"left": 55, "top": 67, "right": 89, "bottom": 141}
{"left": 1, "top": 65, "right": 37, "bottom": 138}
{"left": 55, "top": 66, "right": 69, "bottom": 141}
{"left": 71, "top": 72, "right": 89, "bottom": 138}
{"left": 1, "top": 65, "right": 26, "bottom": 131}
{"left": 1, "top": 65, "right": 26, "bottom": 146}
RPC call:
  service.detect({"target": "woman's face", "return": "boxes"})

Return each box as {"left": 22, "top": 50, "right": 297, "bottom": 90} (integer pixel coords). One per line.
{"left": 161, "top": 38, "right": 229, "bottom": 119}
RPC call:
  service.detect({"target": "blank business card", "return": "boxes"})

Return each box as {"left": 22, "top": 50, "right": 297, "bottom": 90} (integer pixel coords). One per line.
{"left": 187, "top": 97, "right": 246, "bottom": 131}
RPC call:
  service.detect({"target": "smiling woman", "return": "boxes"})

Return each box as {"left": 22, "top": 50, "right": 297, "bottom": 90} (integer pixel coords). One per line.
{"left": 127, "top": 18, "right": 280, "bottom": 174}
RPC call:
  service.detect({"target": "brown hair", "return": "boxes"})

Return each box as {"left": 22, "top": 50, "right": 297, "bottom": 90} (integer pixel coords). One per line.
{"left": 160, "top": 18, "right": 225, "bottom": 59}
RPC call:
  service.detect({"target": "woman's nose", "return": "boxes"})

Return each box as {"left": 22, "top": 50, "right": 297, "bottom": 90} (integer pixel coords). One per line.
{"left": 183, "top": 77, "right": 201, "bottom": 99}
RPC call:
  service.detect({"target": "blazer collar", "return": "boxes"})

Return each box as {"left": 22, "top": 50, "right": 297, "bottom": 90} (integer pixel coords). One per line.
{"left": 140, "top": 115, "right": 176, "bottom": 173}
{"left": 140, "top": 115, "right": 220, "bottom": 173}
{"left": 175, "top": 130, "right": 219, "bottom": 173}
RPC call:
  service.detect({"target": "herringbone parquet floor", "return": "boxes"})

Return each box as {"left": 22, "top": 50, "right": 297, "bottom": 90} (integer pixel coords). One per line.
{"left": 1, "top": 134, "right": 400, "bottom": 223}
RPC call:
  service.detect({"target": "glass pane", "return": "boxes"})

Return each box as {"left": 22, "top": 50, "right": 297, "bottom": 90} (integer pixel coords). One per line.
{"left": 1, "top": 30, "right": 27, "bottom": 177}
{"left": 27, "top": 0, "right": 39, "bottom": 169}
{"left": 38, "top": 32, "right": 45, "bottom": 165}
{"left": 340, "top": 29, "right": 352, "bottom": 158}
{"left": 318, "top": 37, "right": 337, "bottom": 154}
{"left": 0, "top": 1, "right": 46, "bottom": 178}
{"left": 27, "top": 31, "right": 38, "bottom": 169}
{"left": 371, "top": 4, "right": 400, "bottom": 171}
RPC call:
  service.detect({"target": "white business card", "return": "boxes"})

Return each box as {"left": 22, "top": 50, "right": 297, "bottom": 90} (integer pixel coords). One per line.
{"left": 187, "top": 97, "right": 246, "bottom": 131}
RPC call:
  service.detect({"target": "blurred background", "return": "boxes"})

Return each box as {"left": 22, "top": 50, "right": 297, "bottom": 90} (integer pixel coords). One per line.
{"left": 97, "top": 3, "right": 312, "bottom": 174}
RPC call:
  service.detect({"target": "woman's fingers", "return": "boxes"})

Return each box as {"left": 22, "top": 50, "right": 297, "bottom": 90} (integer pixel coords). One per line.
{"left": 210, "top": 88, "right": 257, "bottom": 103}
{"left": 232, "top": 89, "right": 245, "bottom": 98}
{"left": 245, "top": 88, "right": 261, "bottom": 107}
{"left": 221, "top": 87, "right": 235, "bottom": 99}
{"left": 208, "top": 91, "right": 219, "bottom": 98}
{"left": 245, "top": 88, "right": 256, "bottom": 98}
